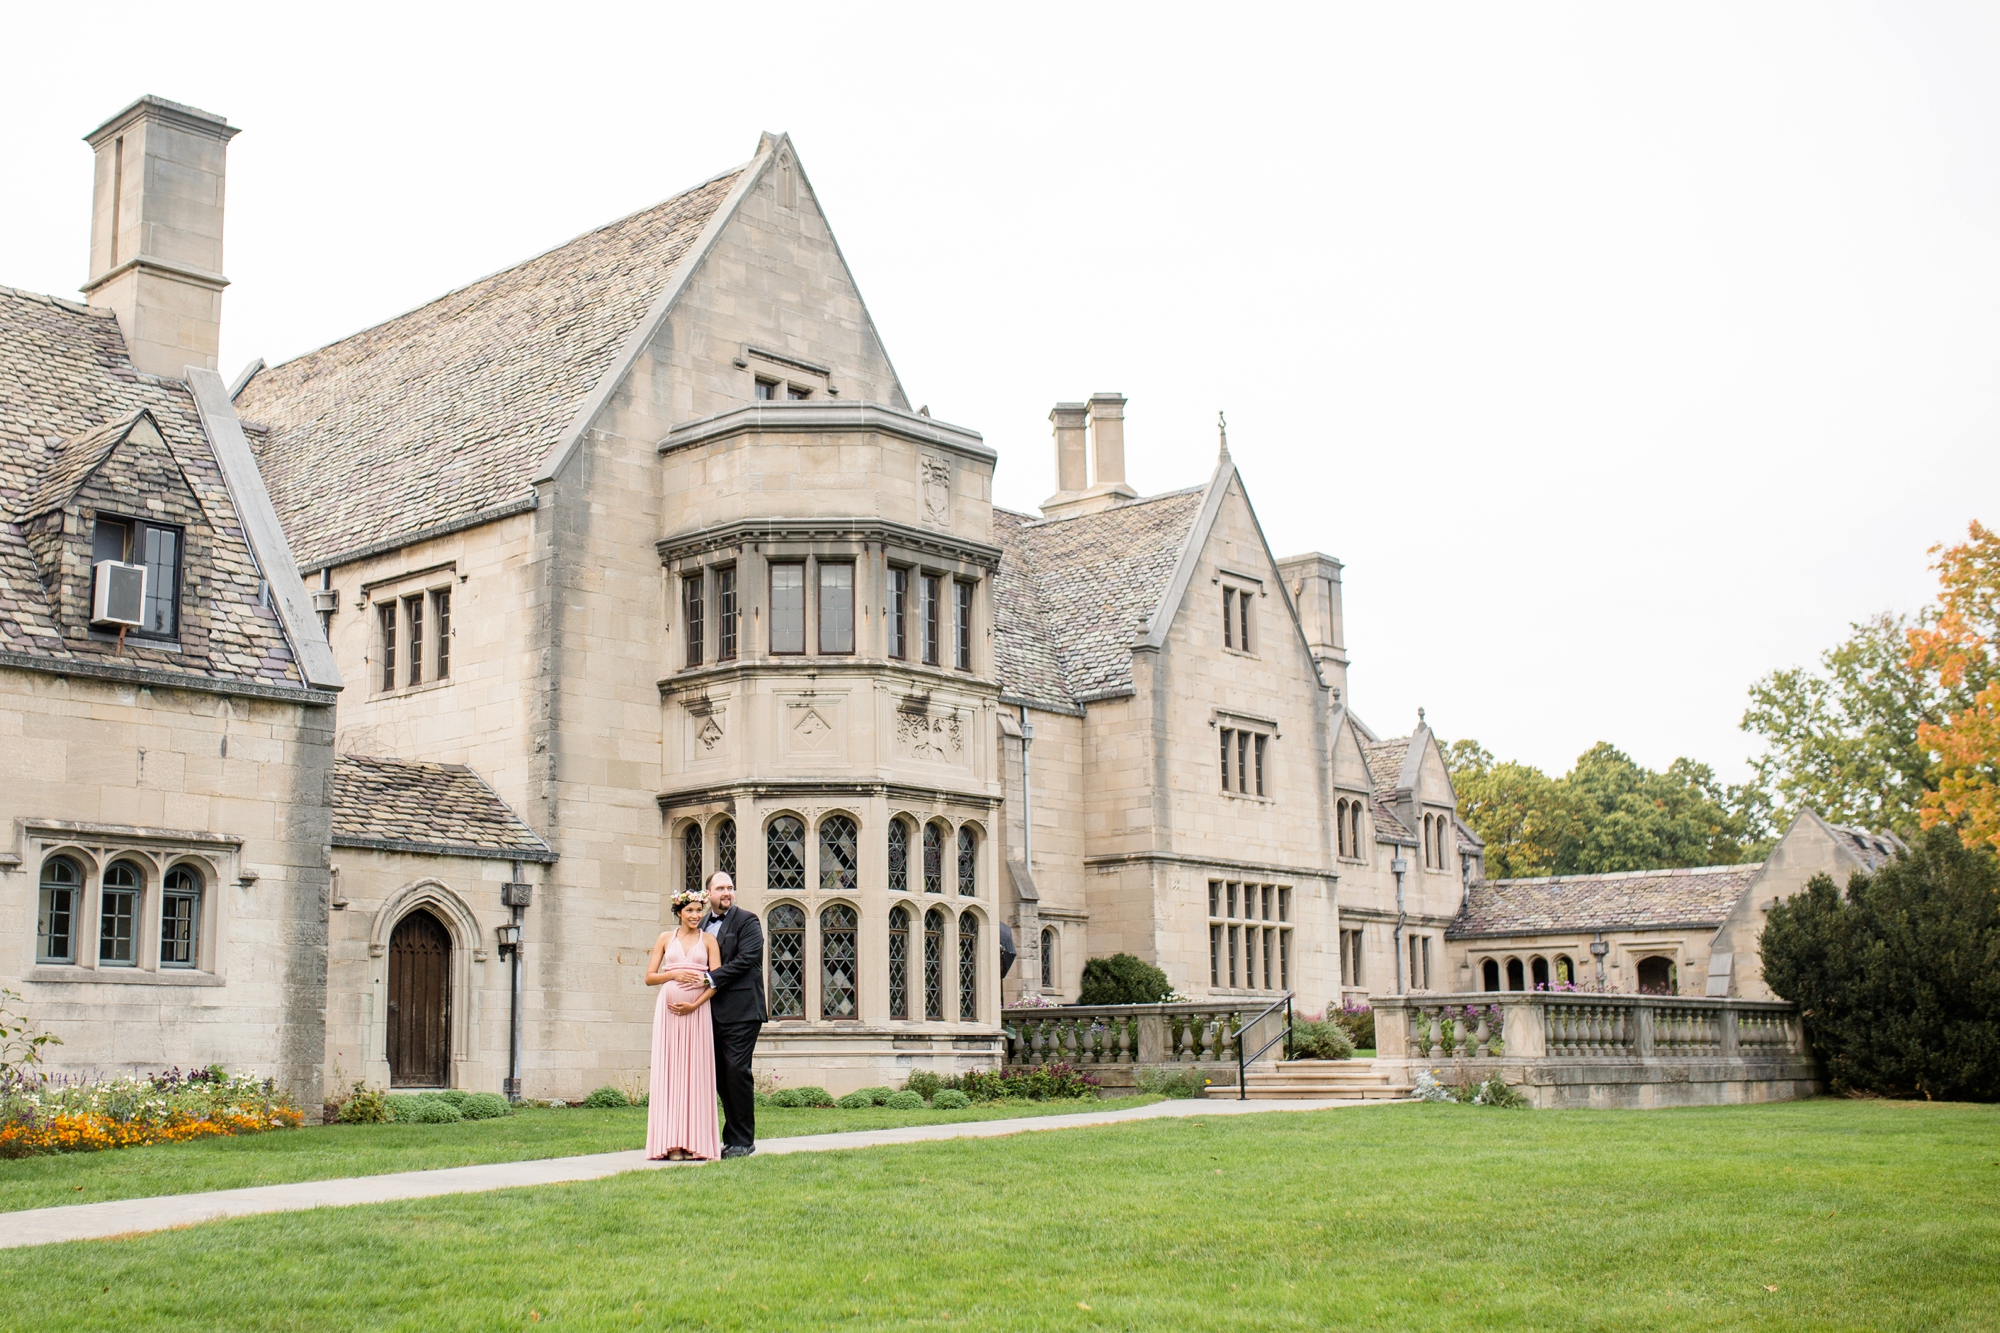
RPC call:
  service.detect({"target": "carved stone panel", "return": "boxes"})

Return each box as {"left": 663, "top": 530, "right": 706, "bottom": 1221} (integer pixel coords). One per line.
{"left": 918, "top": 454, "right": 951, "bottom": 528}
{"left": 681, "top": 693, "right": 729, "bottom": 765}
{"left": 895, "top": 700, "right": 967, "bottom": 767}
{"left": 778, "top": 693, "right": 847, "bottom": 764}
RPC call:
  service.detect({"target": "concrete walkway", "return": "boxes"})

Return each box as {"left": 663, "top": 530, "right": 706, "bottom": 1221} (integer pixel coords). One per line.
{"left": 2, "top": 1095, "right": 1378, "bottom": 1250}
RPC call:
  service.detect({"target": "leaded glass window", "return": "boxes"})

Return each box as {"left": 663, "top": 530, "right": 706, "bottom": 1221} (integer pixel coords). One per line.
{"left": 767, "top": 904, "right": 806, "bottom": 1018}
{"left": 956, "top": 826, "right": 976, "bottom": 897}
{"left": 37, "top": 856, "right": 78, "bottom": 964}
{"left": 923, "top": 822, "right": 944, "bottom": 894}
{"left": 1040, "top": 927, "right": 1054, "bottom": 991}
{"left": 101, "top": 860, "right": 139, "bottom": 966}
{"left": 820, "top": 904, "right": 857, "bottom": 1019}
{"left": 161, "top": 865, "right": 200, "bottom": 968}
{"left": 887, "top": 819, "right": 910, "bottom": 893}
{"left": 888, "top": 906, "right": 910, "bottom": 1019}
{"left": 683, "top": 823, "right": 703, "bottom": 896}
{"left": 715, "top": 818, "right": 736, "bottom": 876}
{"left": 923, "top": 908, "right": 944, "bottom": 1020}
{"left": 819, "top": 815, "right": 858, "bottom": 892}
{"left": 958, "top": 911, "right": 979, "bottom": 1021}
{"left": 767, "top": 816, "right": 806, "bottom": 891}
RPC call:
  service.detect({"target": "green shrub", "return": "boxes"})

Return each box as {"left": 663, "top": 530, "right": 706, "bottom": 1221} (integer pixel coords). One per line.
{"left": 901, "top": 1070, "right": 943, "bottom": 1101}
{"left": 1762, "top": 826, "right": 2000, "bottom": 1101}
{"left": 580, "top": 1086, "right": 632, "bottom": 1109}
{"left": 385, "top": 1094, "right": 462, "bottom": 1124}
{"left": 858, "top": 1086, "right": 895, "bottom": 1105}
{"left": 1469, "top": 1075, "right": 1529, "bottom": 1108}
{"left": 1136, "top": 1066, "right": 1210, "bottom": 1098}
{"left": 458, "top": 1092, "right": 512, "bottom": 1120}
{"left": 884, "top": 1090, "right": 925, "bottom": 1110}
{"left": 336, "top": 1083, "right": 391, "bottom": 1124}
{"left": 1288, "top": 1018, "right": 1355, "bottom": 1061}
{"left": 769, "top": 1088, "right": 805, "bottom": 1108}
{"left": 433, "top": 1089, "right": 471, "bottom": 1109}
{"left": 1077, "top": 953, "right": 1173, "bottom": 1006}
{"left": 1334, "top": 1002, "right": 1376, "bottom": 1051}
{"left": 835, "top": 1090, "right": 874, "bottom": 1109}
{"left": 752, "top": 1090, "right": 771, "bottom": 1108}
{"left": 931, "top": 1089, "right": 972, "bottom": 1110}
{"left": 793, "top": 1085, "right": 836, "bottom": 1109}
{"left": 966, "top": 1063, "right": 1100, "bottom": 1101}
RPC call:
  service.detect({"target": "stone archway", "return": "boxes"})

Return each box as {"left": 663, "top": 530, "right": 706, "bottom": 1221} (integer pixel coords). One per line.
{"left": 1636, "top": 955, "right": 1677, "bottom": 995}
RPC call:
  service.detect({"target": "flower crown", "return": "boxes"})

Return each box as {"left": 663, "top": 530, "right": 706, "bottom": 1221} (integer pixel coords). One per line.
{"left": 671, "top": 887, "right": 709, "bottom": 914}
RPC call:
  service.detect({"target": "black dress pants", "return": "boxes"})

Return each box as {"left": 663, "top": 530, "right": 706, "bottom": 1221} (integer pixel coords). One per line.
{"left": 714, "top": 1019, "right": 762, "bottom": 1149}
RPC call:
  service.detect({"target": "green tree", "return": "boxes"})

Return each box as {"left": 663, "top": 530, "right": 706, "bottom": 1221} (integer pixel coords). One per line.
{"left": 1741, "top": 612, "right": 1954, "bottom": 840}
{"left": 1446, "top": 741, "right": 1762, "bottom": 879}
{"left": 1759, "top": 826, "right": 2000, "bottom": 1101}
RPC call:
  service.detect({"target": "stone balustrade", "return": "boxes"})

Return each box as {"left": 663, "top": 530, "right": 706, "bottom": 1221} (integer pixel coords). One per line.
{"left": 1370, "top": 992, "right": 1814, "bottom": 1108}
{"left": 1001, "top": 1002, "right": 1286, "bottom": 1089}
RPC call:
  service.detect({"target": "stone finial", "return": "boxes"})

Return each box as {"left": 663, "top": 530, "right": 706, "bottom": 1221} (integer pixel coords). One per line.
{"left": 1218, "top": 410, "right": 1229, "bottom": 459}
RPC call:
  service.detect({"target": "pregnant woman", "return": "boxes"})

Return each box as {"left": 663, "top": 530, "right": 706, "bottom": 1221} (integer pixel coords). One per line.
{"left": 644, "top": 887, "right": 722, "bottom": 1161}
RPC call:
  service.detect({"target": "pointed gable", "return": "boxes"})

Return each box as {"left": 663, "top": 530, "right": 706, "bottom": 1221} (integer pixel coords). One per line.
{"left": 239, "top": 165, "right": 747, "bottom": 567}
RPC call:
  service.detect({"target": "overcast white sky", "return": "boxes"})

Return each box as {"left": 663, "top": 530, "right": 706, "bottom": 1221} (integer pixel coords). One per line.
{"left": 4, "top": 3, "right": 1995, "bottom": 785}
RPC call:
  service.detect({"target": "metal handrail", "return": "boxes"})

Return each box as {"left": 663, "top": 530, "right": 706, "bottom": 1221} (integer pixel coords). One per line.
{"left": 1236, "top": 991, "right": 1295, "bottom": 1100}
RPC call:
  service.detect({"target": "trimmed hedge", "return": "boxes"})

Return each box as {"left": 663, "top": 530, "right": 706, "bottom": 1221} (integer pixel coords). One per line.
{"left": 580, "top": 1087, "right": 632, "bottom": 1109}
{"left": 931, "top": 1090, "right": 972, "bottom": 1110}
{"left": 884, "top": 1090, "right": 925, "bottom": 1110}
{"left": 1077, "top": 953, "right": 1173, "bottom": 1005}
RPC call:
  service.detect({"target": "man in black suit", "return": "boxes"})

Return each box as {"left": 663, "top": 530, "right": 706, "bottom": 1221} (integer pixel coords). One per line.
{"left": 694, "top": 870, "right": 764, "bottom": 1157}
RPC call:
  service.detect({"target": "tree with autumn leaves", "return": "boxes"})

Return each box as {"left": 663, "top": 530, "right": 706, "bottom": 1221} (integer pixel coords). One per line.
{"left": 1906, "top": 522, "right": 2000, "bottom": 852}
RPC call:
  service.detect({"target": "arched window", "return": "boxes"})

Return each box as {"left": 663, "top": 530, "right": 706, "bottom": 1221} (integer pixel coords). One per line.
{"left": 923, "top": 908, "right": 945, "bottom": 1019}
{"left": 819, "top": 815, "right": 858, "bottom": 892}
{"left": 888, "top": 906, "right": 910, "bottom": 1019}
{"left": 1482, "top": 958, "right": 1501, "bottom": 992}
{"left": 682, "top": 823, "right": 703, "bottom": 896}
{"left": 714, "top": 818, "right": 737, "bottom": 877}
{"left": 1040, "top": 926, "right": 1056, "bottom": 992}
{"left": 767, "top": 816, "right": 806, "bottom": 891}
{"left": 1636, "top": 955, "right": 1677, "bottom": 995}
{"left": 101, "top": 860, "right": 142, "bottom": 966}
{"left": 957, "top": 827, "right": 977, "bottom": 897}
{"left": 37, "top": 855, "right": 80, "bottom": 964}
{"left": 887, "top": 819, "right": 910, "bottom": 894}
{"left": 958, "top": 912, "right": 979, "bottom": 1021}
{"left": 1530, "top": 956, "right": 1549, "bottom": 990}
{"left": 161, "top": 865, "right": 202, "bottom": 968}
{"left": 767, "top": 905, "right": 806, "bottom": 1018}
{"left": 1505, "top": 957, "right": 1525, "bottom": 991}
{"left": 1554, "top": 954, "right": 1574, "bottom": 986}
{"left": 923, "top": 822, "right": 944, "bottom": 894}
{"left": 820, "top": 904, "right": 857, "bottom": 1019}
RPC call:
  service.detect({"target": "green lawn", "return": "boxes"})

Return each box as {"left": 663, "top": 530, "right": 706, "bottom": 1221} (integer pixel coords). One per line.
{"left": 0, "top": 1098, "right": 1154, "bottom": 1215}
{"left": 3, "top": 1099, "right": 1995, "bottom": 1331}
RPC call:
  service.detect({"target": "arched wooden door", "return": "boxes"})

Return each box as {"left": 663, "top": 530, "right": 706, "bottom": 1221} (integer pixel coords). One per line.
{"left": 388, "top": 910, "right": 451, "bottom": 1087}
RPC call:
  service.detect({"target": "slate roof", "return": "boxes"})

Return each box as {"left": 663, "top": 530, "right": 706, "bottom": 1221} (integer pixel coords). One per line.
{"left": 1447, "top": 863, "right": 1761, "bottom": 939}
{"left": 239, "top": 168, "right": 744, "bottom": 568}
{"left": 1825, "top": 822, "right": 1902, "bottom": 871}
{"left": 1362, "top": 736, "right": 1409, "bottom": 799}
{"left": 331, "top": 754, "right": 555, "bottom": 861}
{"left": 989, "top": 488, "right": 1206, "bottom": 711}
{"left": 0, "top": 285, "right": 305, "bottom": 689}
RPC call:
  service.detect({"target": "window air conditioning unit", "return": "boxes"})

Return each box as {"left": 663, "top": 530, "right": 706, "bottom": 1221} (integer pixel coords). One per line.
{"left": 91, "top": 560, "right": 147, "bottom": 628}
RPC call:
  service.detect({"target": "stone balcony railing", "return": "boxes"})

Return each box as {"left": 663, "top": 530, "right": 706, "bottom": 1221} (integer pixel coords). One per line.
{"left": 1000, "top": 1002, "right": 1288, "bottom": 1090}
{"left": 1370, "top": 992, "right": 1816, "bottom": 1108}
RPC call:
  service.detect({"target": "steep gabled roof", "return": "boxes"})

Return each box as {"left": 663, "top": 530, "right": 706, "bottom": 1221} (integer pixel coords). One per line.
{"left": 990, "top": 486, "right": 1206, "bottom": 708}
{"left": 0, "top": 285, "right": 319, "bottom": 693}
{"left": 331, "top": 754, "right": 555, "bottom": 861}
{"left": 1362, "top": 736, "right": 1410, "bottom": 800}
{"left": 1448, "top": 863, "right": 1761, "bottom": 939}
{"left": 239, "top": 164, "right": 750, "bottom": 567}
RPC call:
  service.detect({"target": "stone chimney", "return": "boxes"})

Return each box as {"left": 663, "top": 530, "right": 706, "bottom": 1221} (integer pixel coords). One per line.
{"left": 82, "top": 96, "right": 240, "bottom": 380}
{"left": 1039, "top": 392, "right": 1140, "bottom": 519}
{"left": 1278, "top": 552, "right": 1349, "bottom": 699}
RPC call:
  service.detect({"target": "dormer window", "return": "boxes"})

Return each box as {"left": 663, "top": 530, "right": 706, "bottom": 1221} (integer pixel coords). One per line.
{"left": 92, "top": 514, "right": 181, "bottom": 638}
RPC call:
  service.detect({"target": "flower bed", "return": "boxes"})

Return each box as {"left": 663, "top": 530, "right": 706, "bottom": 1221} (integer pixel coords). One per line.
{"left": 0, "top": 1066, "right": 302, "bottom": 1158}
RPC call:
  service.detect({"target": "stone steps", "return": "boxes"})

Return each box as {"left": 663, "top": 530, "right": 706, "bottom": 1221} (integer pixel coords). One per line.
{"left": 1207, "top": 1058, "right": 1413, "bottom": 1101}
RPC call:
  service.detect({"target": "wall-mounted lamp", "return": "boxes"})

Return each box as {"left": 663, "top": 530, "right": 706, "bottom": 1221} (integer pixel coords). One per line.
{"left": 496, "top": 923, "right": 522, "bottom": 951}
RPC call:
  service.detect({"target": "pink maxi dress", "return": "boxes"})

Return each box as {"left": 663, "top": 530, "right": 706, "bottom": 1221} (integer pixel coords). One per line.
{"left": 645, "top": 931, "right": 721, "bottom": 1161}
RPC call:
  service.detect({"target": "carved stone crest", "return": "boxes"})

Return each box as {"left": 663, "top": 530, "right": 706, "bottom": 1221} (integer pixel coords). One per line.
{"left": 793, "top": 707, "right": 832, "bottom": 748}
{"left": 684, "top": 695, "right": 726, "bottom": 753}
{"left": 919, "top": 455, "right": 951, "bottom": 526}
{"left": 897, "top": 708, "right": 963, "bottom": 762}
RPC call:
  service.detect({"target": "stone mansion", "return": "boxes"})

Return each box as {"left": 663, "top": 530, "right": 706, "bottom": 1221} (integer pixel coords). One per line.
{"left": 3, "top": 96, "right": 1851, "bottom": 1106}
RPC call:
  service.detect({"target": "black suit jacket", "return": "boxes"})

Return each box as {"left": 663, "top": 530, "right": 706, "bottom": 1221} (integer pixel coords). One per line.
{"left": 707, "top": 905, "right": 767, "bottom": 1025}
